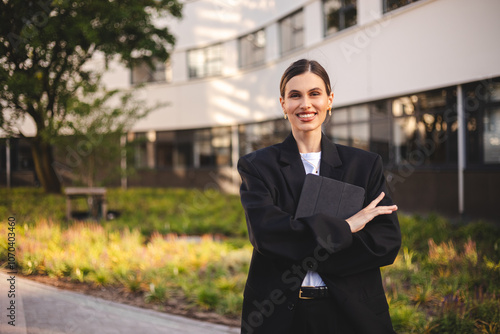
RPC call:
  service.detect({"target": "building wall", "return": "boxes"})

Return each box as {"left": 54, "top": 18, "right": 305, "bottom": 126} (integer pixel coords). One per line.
{"left": 2, "top": 0, "right": 500, "bottom": 222}
{"left": 100, "top": 0, "right": 500, "bottom": 132}
{"left": 387, "top": 169, "right": 500, "bottom": 221}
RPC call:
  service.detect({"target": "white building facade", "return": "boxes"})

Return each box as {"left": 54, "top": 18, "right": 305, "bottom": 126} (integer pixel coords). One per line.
{"left": 3, "top": 0, "right": 500, "bottom": 219}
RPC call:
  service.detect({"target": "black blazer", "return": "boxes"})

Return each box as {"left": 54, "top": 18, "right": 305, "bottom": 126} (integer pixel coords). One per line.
{"left": 238, "top": 133, "right": 401, "bottom": 334}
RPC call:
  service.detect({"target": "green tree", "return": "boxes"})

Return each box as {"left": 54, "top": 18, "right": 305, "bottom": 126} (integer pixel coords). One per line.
{"left": 0, "top": 0, "right": 182, "bottom": 193}
{"left": 55, "top": 86, "right": 159, "bottom": 188}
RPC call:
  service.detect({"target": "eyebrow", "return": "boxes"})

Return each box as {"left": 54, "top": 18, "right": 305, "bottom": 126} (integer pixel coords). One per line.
{"left": 287, "top": 87, "right": 323, "bottom": 95}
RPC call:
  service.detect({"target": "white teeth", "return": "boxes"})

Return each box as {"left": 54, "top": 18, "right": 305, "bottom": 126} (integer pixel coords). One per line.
{"left": 298, "top": 113, "right": 315, "bottom": 118}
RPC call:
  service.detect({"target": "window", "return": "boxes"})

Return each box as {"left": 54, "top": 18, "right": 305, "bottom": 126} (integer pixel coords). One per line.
{"left": 239, "top": 29, "right": 266, "bottom": 68}
{"left": 323, "top": 0, "right": 357, "bottom": 36}
{"left": 325, "top": 80, "right": 500, "bottom": 168}
{"left": 156, "top": 131, "right": 175, "bottom": 168}
{"left": 325, "top": 90, "right": 459, "bottom": 168}
{"left": 279, "top": 10, "right": 304, "bottom": 55}
{"left": 132, "top": 133, "right": 148, "bottom": 169}
{"left": 239, "top": 120, "right": 290, "bottom": 155}
{"left": 176, "top": 142, "right": 194, "bottom": 167}
{"left": 465, "top": 78, "right": 500, "bottom": 165}
{"left": 0, "top": 138, "right": 35, "bottom": 171}
{"left": 187, "top": 44, "right": 223, "bottom": 79}
{"left": 156, "top": 142, "right": 174, "bottom": 168}
{"left": 383, "top": 0, "right": 421, "bottom": 13}
{"left": 194, "top": 127, "right": 231, "bottom": 167}
{"left": 153, "top": 127, "right": 232, "bottom": 169}
{"left": 370, "top": 100, "right": 391, "bottom": 163}
{"left": 131, "top": 59, "right": 171, "bottom": 85}
{"left": 484, "top": 107, "right": 500, "bottom": 163}
{"left": 195, "top": 129, "right": 214, "bottom": 167}
{"left": 392, "top": 88, "right": 458, "bottom": 167}
{"left": 211, "top": 127, "right": 231, "bottom": 166}
{"left": 325, "top": 104, "right": 370, "bottom": 151}
{"left": 162, "top": 130, "right": 194, "bottom": 168}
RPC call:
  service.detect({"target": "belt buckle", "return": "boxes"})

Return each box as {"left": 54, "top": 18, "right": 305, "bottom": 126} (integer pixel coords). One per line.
{"left": 299, "top": 288, "right": 314, "bottom": 300}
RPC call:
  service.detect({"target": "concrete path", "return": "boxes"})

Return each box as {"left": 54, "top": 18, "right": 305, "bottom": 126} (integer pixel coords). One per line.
{"left": 0, "top": 272, "right": 239, "bottom": 334}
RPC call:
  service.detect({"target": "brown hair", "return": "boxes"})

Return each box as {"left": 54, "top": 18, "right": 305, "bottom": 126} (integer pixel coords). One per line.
{"left": 279, "top": 59, "right": 332, "bottom": 98}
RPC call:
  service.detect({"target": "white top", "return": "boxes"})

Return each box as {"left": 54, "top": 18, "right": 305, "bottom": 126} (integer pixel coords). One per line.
{"left": 299, "top": 152, "right": 326, "bottom": 287}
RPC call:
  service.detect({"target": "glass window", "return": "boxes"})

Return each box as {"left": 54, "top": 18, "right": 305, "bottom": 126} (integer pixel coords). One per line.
{"left": 332, "top": 107, "right": 348, "bottom": 123}
{"left": 155, "top": 127, "right": 233, "bottom": 169}
{"left": 351, "top": 122, "right": 369, "bottom": 150}
{"left": 131, "top": 59, "right": 170, "bottom": 85}
{"left": 279, "top": 10, "right": 304, "bottom": 55}
{"left": 371, "top": 100, "right": 390, "bottom": 120}
{"left": 392, "top": 97, "right": 415, "bottom": 117}
{"left": 187, "top": 44, "right": 223, "bottom": 79}
{"left": 383, "top": 0, "right": 421, "bottom": 13}
{"left": 132, "top": 133, "right": 148, "bottom": 169}
{"left": 8, "top": 139, "right": 34, "bottom": 171}
{"left": 329, "top": 125, "right": 349, "bottom": 146}
{"left": 464, "top": 78, "right": 500, "bottom": 165}
{"left": 490, "top": 82, "right": 500, "bottom": 102}
{"left": 370, "top": 120, "right": 391, "bottom": 163}
{"left": 351, "top": 104, "right": 369, "bottom": 122}
{"left": 212, "top": 127, "right": 231, "bottom": 166}
{"left": 392, "top": 116, "right": 417, "bottom": 165}
{"left": 327, "top": 105, "right": 369, "bottom": 150}
{"left": 239, "top": 29, "right": 266, "bottom": 68}
{"left": 154, "top": 130, "right": 195, "bottom": 169}
{"left": 323, "top": 0, "right": 357, "bottom": 36}
{"left": 194, "top": 129, "right": 213, "bottom": 167}
{"left": 483, "top": 107, "right": 500, "bottom": 163}
{"left": 465, "top": 106, "right": 481, "bottom": 165}
{"left": 176, "top": 143, "right": 193, "bottom": 167}
{"left": 156, "top": 142, "right": 174, "bottom": 168}
{"left": 239, "top": 120, "right": 290, "bottom": 155}
{"left": 326, "top": 105, "right": 370, "bottom": 150}
{"left": 0, "top": 140, "right": 5, "bottom": 172}
{"left": 391, "top": 88, "right": 458, "bottom": 167}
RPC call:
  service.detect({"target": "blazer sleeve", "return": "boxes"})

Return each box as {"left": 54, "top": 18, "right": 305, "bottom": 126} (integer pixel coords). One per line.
{"left": 238, "top": 154, "right": 353, "bottom": 262}
{"left": 317, "top": 155, "right": 401, "bottom": 277}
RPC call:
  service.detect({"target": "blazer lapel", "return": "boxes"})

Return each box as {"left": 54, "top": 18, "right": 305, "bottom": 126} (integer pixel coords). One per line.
{"left": 278, "top": 132, "right": 344, "bottom": 204}
{"left": 320, "top": 133, "right": 343, "bottom": 181}
{"left": 279, "top": 133, "right": 306, "bottom": 205}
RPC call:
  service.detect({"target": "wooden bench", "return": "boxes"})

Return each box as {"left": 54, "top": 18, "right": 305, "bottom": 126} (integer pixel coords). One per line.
{"left": 64, "top": 187, "right": 108, "bottom": 221}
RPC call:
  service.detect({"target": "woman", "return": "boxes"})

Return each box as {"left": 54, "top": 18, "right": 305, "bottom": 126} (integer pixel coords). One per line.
{"left": 238, "top": 59, "right": 401, "bottom": 334}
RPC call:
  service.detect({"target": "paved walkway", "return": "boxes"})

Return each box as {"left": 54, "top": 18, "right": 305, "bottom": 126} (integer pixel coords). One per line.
{"left": 0, "top": 272, "right": 239, "bottom": 334}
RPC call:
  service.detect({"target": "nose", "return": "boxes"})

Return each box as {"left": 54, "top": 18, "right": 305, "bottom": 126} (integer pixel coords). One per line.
{"left": 301, "top": 96, "right": 312, "bottom": 109}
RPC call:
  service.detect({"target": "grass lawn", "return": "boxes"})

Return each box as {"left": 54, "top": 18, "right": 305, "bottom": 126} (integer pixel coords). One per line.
{"left": 0, "top": 187, "right": 248, "bottom": 237}
{"left": 0, "top": 187, "right": 499, "bottom": 333}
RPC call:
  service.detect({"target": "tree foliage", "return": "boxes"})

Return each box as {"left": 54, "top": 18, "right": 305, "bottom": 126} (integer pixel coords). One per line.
{"left": 55, "top": 86, "right": 162, "bottom": 188}
{"left": 0, "top": 0, "right": 182, "bottom": 192}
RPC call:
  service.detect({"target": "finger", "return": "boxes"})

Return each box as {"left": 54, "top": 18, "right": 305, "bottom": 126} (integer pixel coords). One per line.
{"left": 374, "top": 205, "right": 398, "bottom": 216}
{"left": 368, "top": 192, "right": 385, "bottom": 208}
{"left": 377, "top": 205, "right": 398, "bottom": 211}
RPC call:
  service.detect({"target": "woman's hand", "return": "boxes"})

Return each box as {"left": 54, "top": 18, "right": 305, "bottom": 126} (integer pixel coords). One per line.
{"left": 346, "top": 192, "right": 398, "bottom": 233}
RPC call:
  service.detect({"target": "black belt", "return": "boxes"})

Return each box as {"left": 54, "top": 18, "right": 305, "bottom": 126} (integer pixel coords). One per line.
{"left": 299, "top": 286, "right": 329, "bottom": 300}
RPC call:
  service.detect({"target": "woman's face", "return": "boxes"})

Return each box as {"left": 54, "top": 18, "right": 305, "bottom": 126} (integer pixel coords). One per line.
{"left": 280, "top": 71, "right": 334, "bottom": 135}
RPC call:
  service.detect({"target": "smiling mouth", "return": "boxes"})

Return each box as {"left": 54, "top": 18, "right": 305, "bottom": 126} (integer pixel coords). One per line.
{"left": 297, "top": 112, "right": 317, "bottom": 120}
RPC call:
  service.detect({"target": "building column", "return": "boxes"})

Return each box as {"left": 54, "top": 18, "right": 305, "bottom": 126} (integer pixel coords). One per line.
{"left": 358, "top": 0, "right": 383, "bottom": 26}
{"left": 304, "top": 1, "right": 323, "bottom": 47}
{"left": 146, "top": 130, "right": 156, "bottom": 169}
{"left": 266, "top": 23, "right": 280, "bottom": 62}
{"left": 6, "top": 138, "right": 11, "bottom": 188}
{"left": 457, "top": 84, "right": 465, "bottom": 215}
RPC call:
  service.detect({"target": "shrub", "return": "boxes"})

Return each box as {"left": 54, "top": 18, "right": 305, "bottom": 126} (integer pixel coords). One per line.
{"left": 145, "top": 283, "right": 169, "bottom": 304}
{"left": 1, "top": 189, "right": 499, "bottom": 329}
